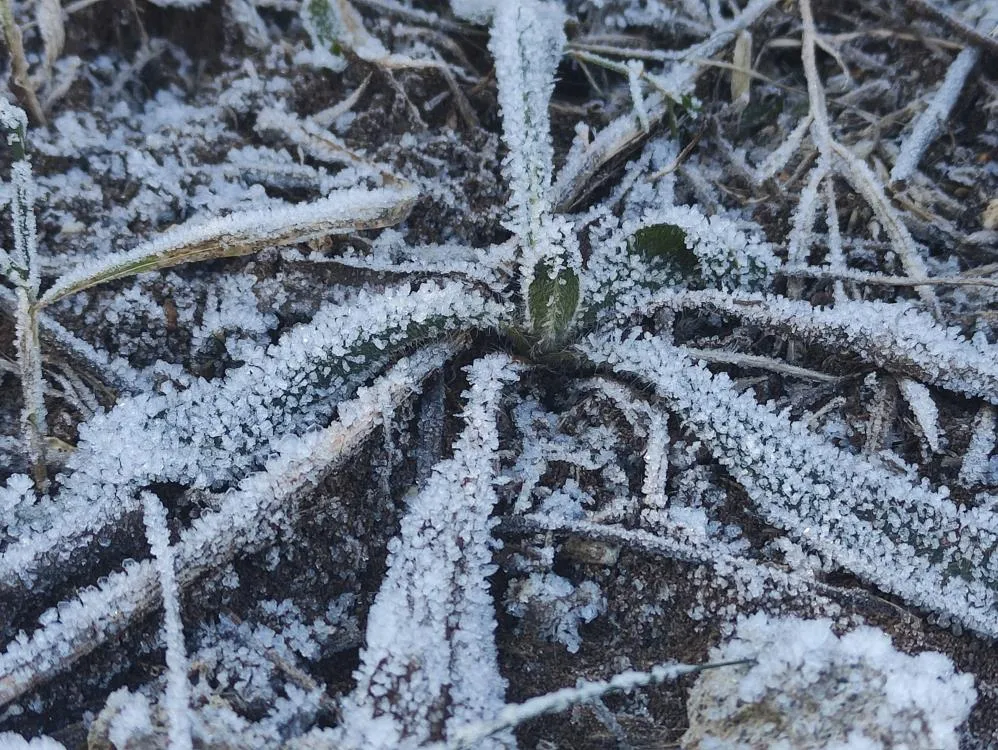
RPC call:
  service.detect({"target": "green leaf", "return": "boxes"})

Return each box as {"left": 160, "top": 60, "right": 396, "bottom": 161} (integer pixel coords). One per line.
{"left": 304, "top": 0, "right": 344, "bottom": 55}
{"left": 630, "top": 223, "right": 697, "bottom": 276}
{"left": 528, "top": 260, "right": 579, "bottom": 345}
{"left": 302, "top": 0, "right": 380, "bottom": 64}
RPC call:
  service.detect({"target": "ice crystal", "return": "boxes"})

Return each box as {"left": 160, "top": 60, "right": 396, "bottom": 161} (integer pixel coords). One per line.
{"left": 0, "top": 281, "right": 501, "bottom": 591}
{"left": 683, "top": 614, "right": 975, "bottom": 750}
{"left": 899, "top": 378, "right": 942, "bottom": 453}
{"left": 0, "top": 733, "right": 65, "bottom": 749}
{"left": 330, "top": 355, "right": 519, "bottom": 749}
{"left": 1, "top": 0, "right": 996, "bottom": 747}
{"left": 891, "top": 44, "right": 983, "bottom": 183}
{"left": 142, "top": 493, "right": 192, "bottom": 750}
{"left": 585, "top": 330, "right": 998, "bottom": 637}
{"left": 505, "top": 572, "right": 606, "bottom": 653}
{"left": 960, "top": 406, "right": 996, "bottom": 487}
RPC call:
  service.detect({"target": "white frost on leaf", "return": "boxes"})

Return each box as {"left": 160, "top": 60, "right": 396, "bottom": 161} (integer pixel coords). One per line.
{"left": 583, "top": 378, "right": 669, "bottom": 526}
{"left": 104, "top": 688, "right": 156, "bottom": 749}
{"left": 190, "top": 273, "right": 276, "bottom": 362}
{"left": 785, "top": 160, "right": 829, "bottom": 271}
{"left": 488, "top": 0, "right": 582, "bottom": 339}
{"left": 450, "top": 0, "right": 498, "bottom": 23}
{"left": 752, "top": 114, "right": 813, "bottom": 184}
{"left": 0, "top": 474, "right": 35, "bottom": 521}
{"left": 0, "top": 733, "right": 66, "bottom": 749}
{"left": 891, "top": 46, "right": 981, "bottom": 183}
{"left": 959, "top": 406, "right": 996, "bottom": 488}
{"left": 0, "top": 281, "right": 502, "bottom": 591}
{"left": 489, "top": 0, "right": 564, "bottom": 227}
{"left": 637, "top": 288, "right": 998, "bottom": 405}
{"left": 629, "top": 204, "right": 777, "bottom": 291}
{"left": 505, "top": 572, "right": 606, "bottom": 653}
{"left": 142, "top": 493, "right": 192, "bottom": 750}
{"left": 39, "top": 186, "right": 417, "bottom": 307}
{"left": 585, "top": 330, "right": 998, "bottom": 638}
{"left": 0, "top": 346, "right": 453, "bottom": 708}
{"left": 899, "top": 377, "right": 942, "bottom": 452}
{"left": 332, "top": 355, "right": 519, "bottom": 749}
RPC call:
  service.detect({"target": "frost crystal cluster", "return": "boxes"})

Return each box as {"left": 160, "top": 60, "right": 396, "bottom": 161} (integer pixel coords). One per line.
{"left": 683, "top": 614, "right": 976, "bottom": 750}
{"left": 0, "top": 0, "right": 996, "bottom": 747}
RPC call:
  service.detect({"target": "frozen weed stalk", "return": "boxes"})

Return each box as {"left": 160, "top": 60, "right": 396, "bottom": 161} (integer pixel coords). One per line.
{"left": 0, "top": 0, "right": 995, "bottom": 747}
{"left": 0, "top": 99, "right": 46, "bottom": 490}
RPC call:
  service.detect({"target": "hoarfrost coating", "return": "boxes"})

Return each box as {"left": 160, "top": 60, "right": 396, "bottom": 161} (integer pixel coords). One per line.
{"left": 0, "top": 0, "right": 995, "bottom": 747}
{"left": 683, "top": 614, "right": 975, "bottom": 750}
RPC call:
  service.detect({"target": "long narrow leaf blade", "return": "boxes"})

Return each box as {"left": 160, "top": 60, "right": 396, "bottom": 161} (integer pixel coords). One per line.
{"left": 0, "top": 344, "right": 454, "bottom": 708}
{"left": 332, "top": 355, "right": 519, "bottom": 749}
{"left": 0, "top": 280, "right": 506, "bottom": 601}
{"left": 584, "top": 331, "right": 998, "bottom": 638}
{"left": 637, "top": 288, "right": 998, "bottom": 405}
{"left": 39, "top": 186, "right": 417, "bottom": 306}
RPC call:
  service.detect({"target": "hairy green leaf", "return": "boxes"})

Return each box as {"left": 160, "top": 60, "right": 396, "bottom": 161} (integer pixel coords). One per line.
{"left": 528, "top": 260, "right": 579, "bottom": 345}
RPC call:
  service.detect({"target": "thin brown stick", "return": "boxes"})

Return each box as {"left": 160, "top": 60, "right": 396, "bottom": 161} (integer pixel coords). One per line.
{"left": 779, "top": 266, "right": 998, "bottom": 289}
{"left": 681, "top": 345, "right": 843, "bottom": 383}
{"left": 0, "top": 0, "right": 46, "bottom": 124}
{"left": 905, "top": 0, "right": 998, "bottom": 58}
{"left": 800, "top": 0, "right": 940, "bottom": 315}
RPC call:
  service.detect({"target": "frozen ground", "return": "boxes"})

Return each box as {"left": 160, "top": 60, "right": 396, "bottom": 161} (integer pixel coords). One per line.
{"left": 0, "top": 0, "right": 997, "bottom": 747}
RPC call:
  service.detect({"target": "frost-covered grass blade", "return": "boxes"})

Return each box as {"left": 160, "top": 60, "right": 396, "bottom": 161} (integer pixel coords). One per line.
{"left": 39, "top": 186, "right": 417, "bottom": 307}
{"left": 0, "top": 281, "right": 503, "bottom": 598}
{"left": 0, "top": 345, "right": 454, "bottom": 708}
{"left": 585, "top": 330, "right": 998, "bottom": 638}
{"left": 327, "top": 355, "right": 518, "bottom": 749}
{"left": 0, "top": 99, "right": 46, "bottom": 488}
